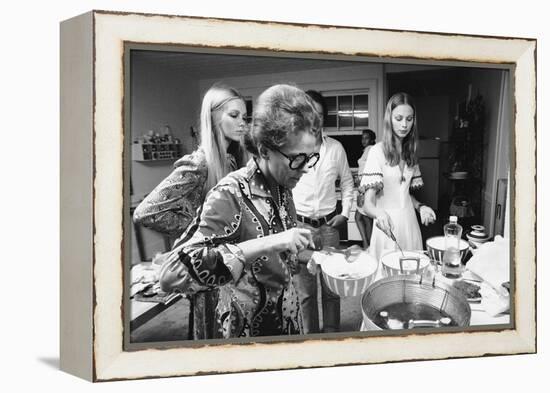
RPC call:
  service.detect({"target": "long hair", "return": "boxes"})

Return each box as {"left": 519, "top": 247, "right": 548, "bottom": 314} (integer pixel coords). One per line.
{"left": 244, "top": 84, "right": 321, "bottom": 156}
{"left": 382, "top": 92, "right": 419, "bottom": 167}
{"left": 199, "top": 83, "right": 246, "bottom": 191}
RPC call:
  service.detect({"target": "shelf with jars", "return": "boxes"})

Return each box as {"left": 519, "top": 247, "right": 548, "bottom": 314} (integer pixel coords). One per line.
{"left": 132, "top": 127, "right": 183, "bottom": 162}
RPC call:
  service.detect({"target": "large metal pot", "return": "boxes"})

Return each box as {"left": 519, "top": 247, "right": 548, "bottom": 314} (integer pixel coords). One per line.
{"left": 361, "top": 274, "right": 471, "bottom": 330}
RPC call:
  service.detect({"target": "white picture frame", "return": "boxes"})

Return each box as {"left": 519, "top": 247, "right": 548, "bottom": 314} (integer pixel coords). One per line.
{"left": 60, "top": 10, "right": 536, "bottom": 381}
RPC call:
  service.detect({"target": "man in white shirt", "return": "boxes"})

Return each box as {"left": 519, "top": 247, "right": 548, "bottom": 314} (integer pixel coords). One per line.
{"left": 293, "top": 90, "right": 354, "bottom": 333}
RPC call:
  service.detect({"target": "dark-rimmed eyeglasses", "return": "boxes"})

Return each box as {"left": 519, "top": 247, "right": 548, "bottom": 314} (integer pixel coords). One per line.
{"left": 272, "top": 147, "right": 320, "bottom": 170}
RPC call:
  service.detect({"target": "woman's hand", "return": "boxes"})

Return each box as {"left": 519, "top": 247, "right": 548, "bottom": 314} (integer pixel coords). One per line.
{"left": 419, "top": 205, "right": 437, "bottom": 225}
{"left": 375, "top": 211, "right": 394, "bottom": 237}
{"left": 269, "top": 228, "right": 314, "bottom": 255}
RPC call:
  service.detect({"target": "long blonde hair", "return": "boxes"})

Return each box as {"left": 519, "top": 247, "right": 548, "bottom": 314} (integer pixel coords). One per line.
{"left": 199, "top": 84, "right": 246, "bottom": 191}
{"left": 382, "top": 92, "right": 419, "bottom": 167}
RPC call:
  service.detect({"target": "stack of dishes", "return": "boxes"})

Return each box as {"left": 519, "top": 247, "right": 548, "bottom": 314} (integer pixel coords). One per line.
{"left": 466, "top": 225, "right": 490, "bottom": 248}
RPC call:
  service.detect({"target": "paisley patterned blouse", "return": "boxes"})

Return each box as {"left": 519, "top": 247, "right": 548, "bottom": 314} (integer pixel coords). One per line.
{"left": 133, "top": 149, "right": 238, "bottom": 236}
{"left": 160, "top": 158, "right": 304, "bottom": 338}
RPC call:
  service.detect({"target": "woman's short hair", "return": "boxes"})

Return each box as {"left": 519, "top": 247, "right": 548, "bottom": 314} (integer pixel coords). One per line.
{"left": 382, "top": 92, "right": 419, "bottom": 167}
{"left": 245, "top": 84, "right": 322, "bottom": 155}
{"left": 199, "top": 83, "right": 246, "bottom": 191}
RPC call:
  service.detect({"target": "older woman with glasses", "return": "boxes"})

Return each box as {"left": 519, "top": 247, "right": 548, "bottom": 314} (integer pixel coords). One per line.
{"left": 159, "top": 84, "right": 322, "bottom": 338}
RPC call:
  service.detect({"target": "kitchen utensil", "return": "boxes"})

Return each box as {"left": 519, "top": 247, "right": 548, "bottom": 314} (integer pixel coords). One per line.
{"left": 361, "top": 274, "right": 471, "bottom": 330}
{"left": 388, "top": 228, "right": 405, "bottom": 258}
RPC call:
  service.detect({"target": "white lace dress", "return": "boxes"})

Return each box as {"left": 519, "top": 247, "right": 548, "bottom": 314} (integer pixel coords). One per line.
{"left": 359, "top": 143, "right": 424, "bottom": 262}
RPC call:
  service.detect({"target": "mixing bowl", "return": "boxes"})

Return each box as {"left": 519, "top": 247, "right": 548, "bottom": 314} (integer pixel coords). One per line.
{"left": 319, "top": 248, "right": 378, "bottom": 297}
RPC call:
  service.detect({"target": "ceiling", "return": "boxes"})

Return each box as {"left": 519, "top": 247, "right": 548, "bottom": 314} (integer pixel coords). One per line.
{"left": 131, "top": 49, "right": 363, "bottom": 79}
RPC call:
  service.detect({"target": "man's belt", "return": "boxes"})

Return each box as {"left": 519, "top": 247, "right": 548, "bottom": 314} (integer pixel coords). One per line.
{"left": 296, "top": 210, "right": 337, "bottom": 228}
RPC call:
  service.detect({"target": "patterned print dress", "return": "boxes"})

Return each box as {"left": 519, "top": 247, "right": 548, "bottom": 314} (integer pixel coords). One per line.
{"left": 160, "top": 158, "right": 303, "bottom": 338}
{"left": 133, "top": 149, "right": 237, "bottom": 339}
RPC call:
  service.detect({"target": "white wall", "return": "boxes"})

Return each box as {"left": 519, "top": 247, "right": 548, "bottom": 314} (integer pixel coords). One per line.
{"left": 200, "top": 63, "right": 385, "bottom": 134}
{"left": 130, "top": 60, "right": 202, "bottom": 259}
{"left": 131, "top": 60, "right": 201, "bottom": 199}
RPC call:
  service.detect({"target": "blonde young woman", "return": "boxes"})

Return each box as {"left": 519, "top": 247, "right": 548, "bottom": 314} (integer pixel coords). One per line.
{"left": 359, "top": 92, "right": 436, "bottom": 261}
{"left": 133, "top": 84, "right": 249, "bottom": 339}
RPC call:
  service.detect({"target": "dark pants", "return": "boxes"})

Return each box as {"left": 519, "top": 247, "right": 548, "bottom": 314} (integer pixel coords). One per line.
{"left": 293, "top": 222, "right": 341, "bottom": 333}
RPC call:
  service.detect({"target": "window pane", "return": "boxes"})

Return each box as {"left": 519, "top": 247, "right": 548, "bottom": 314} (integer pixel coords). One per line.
{"left": 338, "top": 114, "right": 352, "bottom": 128}
{"left": 354, "top": 94, "right": 368, "bottom": 111}
{"left": 325, "top": 114, "right": 337, "bottom": 128}
{"left": 338, "top": 95, "right": 352, "bottom": 111}
{"left": 325, "top": 96, "right": 337, "bottom": 113}
{"left": 354, "top": 113, "right": 369, "bottom": 128}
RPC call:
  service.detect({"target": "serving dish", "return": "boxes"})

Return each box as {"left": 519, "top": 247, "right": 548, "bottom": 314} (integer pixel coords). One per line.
{"left": 319, "top": 247, "right": 378, "bottom": 297}
{"left": 380, "top": 250, "right": 431, "bottom": 277}
{"left": 426, "top": 236, "right": 470, "bottom": 265}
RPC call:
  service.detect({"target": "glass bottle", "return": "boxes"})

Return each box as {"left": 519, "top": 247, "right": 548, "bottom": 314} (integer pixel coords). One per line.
{"left": 442, "top": 216, "right": 463, "bottom": 279}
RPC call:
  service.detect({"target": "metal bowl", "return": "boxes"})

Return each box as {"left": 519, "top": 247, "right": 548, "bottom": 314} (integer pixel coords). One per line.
{"left": 380, "top": 250, "right": 431, "bottom": 277}
{"left": 426, "top": 236, "right": 470, "bottom": 265}
{"left": 361, "top": 274, "right": 471, "bottom": 330}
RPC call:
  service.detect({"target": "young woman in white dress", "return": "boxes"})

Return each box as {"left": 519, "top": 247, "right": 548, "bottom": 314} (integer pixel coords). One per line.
{"left": 359, "top": 92, "right": 436, "bottom": 261}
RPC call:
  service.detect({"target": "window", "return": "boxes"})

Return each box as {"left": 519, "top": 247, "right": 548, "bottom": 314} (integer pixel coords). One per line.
{"left": 324, "top": 91, "right": 370, "bottom": 134}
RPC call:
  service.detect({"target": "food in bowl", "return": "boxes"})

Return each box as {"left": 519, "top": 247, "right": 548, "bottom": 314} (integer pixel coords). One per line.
{"left": 380, "top": 250, "right": 430, "bottom": 276}
{"left": 319, "top": 249, "right": 378, "bottom": 297}
{"left": 321, "top": 253, "right": 377, "bottom": 279}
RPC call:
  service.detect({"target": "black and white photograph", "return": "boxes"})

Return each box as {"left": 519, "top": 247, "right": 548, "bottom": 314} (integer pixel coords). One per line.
{"left": 126, "top": 47, "right": 513, "bottom": 344}
{"left": 5, "top": 0, "right": 549, "bottom": 389}
{"left": 54, "top": 7, "right": 539, "bottom": 383}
